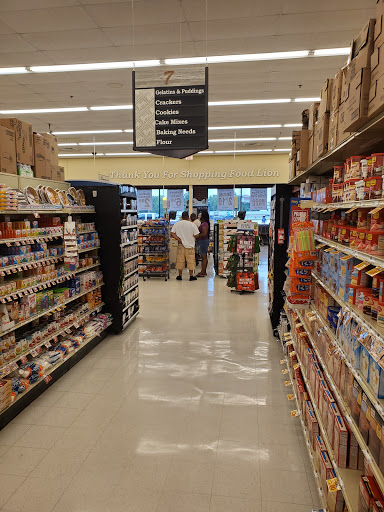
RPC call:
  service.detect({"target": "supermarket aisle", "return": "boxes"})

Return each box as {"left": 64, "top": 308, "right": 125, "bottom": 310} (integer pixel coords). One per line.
{"left": 0, "top": 248, "right": 319, "bottom": 512}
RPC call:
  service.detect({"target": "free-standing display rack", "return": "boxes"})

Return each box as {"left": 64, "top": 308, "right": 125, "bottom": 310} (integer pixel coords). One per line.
{"left": 69, "top": 181, "right": 139, "bottom": 333}
{"left": 138, "top": 219, "right": 169, "bottom": 281}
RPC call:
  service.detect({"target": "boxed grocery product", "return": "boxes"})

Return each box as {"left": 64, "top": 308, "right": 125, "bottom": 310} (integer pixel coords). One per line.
{"left": 340, "top": 65, "right": 371, "bottom": 132}
{"left": 333, "top": 415, "right": 348, "bottom": 468}
{"left": 319, "top": 450, "right": 333, "bottom": 484}
{"left": 349, "top": 19, "right": 376, "bottom": 70}
{"left": 359, "top": 393, "right": 371, "bottom": 444}
{"left": 0, "top": 126, "right": 17, "bottom": 175}
{"left": 370, "top": 357, "right": 384, "bottom": 398}
{"left": 369, "top": 406, "right": 382, "bottom": 465}
{"left": 306, "top": 405, "right": 319, "bottom": 449}
{"left": 0, "top": 118, "right": 33, "bottom": 165}
{"left": 313, "top": 113, "right": 329, "bottom": 160}
{"left": 359, "top": 475, "right": 382, "bottom": 512}
{"left": 351, "top": 379, "right": 362, "bottom": 424}
{"left": 327, "top": 401, "right": 340, "bottom": 447}
{"left": 315, "top": 435, "right": 327, "bottom": 473}
{"left": 330, "top": 68, "right": 344, "bottom": 113}
{"left": 326, "top": 468, "right": 345, "bottom": 512}
{"left": 348, "top": 425, "right": 359, "bottom": 469}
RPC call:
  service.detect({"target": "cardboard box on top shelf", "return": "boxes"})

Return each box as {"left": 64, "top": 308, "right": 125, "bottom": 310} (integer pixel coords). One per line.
{"left": 301, "top": 109, "right": 309, "bottom": 130}
{"left": 349, "top": 18, "right": 376, "bottom": 70}
{"left": 318, "top": 78, "right": 334, "bottom": 117}
{"left": 330, "top": 68, "right": 344, "bottom": 113}
{"left": 42, "top": 133, "right": 59, "bottom": 166}
{"left": 313, "top": 112, "right": 330, "bottom": 160}
{"left": 308, "top": 135, "right": 314, "bottom": 164}
{"left": 368, "top": 38, "right": 384, "bottom": 119}
{"left": 308, "top": 102, "right": 320, "bottom": 137}
{"left": 0, "top": 126, "right": 17, "bottom": 175}
{"left": 328, "top": 109, "right": 339, "bottom": 151}
{"left": 341, "top": 65, "right": 371, "bottom": 132}
{"left": 338, "top": 102, "right": 353, "bottom": 144}
{"left": 51, "top": 165, "right": 65, "bottom": 182}
{"left": 0, "top": 118, "right": 33, "bottom": 166}
{"left": 296, "top": 135, "right": 309, "bottom": 175}
{"left": 33, "top": 133, "right": 51, "bottom": 179}
{"left": 289, "top": 156, "right": 296, "bottom": 181}
{"left": 374, "top": 0, "right": 384, "bottom": 49}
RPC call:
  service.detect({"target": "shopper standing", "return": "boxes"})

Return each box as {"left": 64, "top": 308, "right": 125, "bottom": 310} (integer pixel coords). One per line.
{"left": 190, "top": 212, "right": 201, "bottom": 227}
{"left": 197, "top": 210, "right": 210, "bottom": 277}
{"left": 171, "top": 211, "right": 200, "bottom": 281}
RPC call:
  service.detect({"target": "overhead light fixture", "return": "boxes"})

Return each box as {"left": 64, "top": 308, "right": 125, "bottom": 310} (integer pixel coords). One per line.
{"left": 58, "top": 143, "right": 78, "bottom": 146}
{"left": 90, "top": 105, "right": 133, "bottom": 111}
{"left": 209, "top": 137, "right": 276, "bottom": 142}
{"left": 208, "top": 124, "right": 282, "bottom": 130}
{"left": 284, "top": 123, "right": 302, "bottom": 127}
{"left": 103, "top": 152, "right": 151, "bottom": 156}
{"left": 278, "top": 137, "right": 292, "bottom": 140}
{"left": 274, "top": 148, "right": 291, "bottom": 152}
{"left": 0, "top": 67, "right": 29, "bottom": 75}
{"left": 58, "top": 153, "right": 97, "bottom": 157}
{"left": 30, "top": 60, "right": 160, "bottom": 73}
{"left": 294, "top": 97, "right": 321, "bottom": 102}
{"left": 209, "top": 99, "right": 290, "bottom": 106}
{"left": 198, "top": 151, "right": 215, "bottom": 154}
{"left": 54, "top": 129, "right": 124, "bottom": 135}
{"left": 78, "top": 141, "right": 133, "bottom": 146}
{"left": 124, "top": 129, "right": 133, "bottom": 133}
{"left": 214, "top": 149, "right": 273, "bottom": 154}
{"left": 165, "top": 50, "right": 309, "bottom": 66}
{"left": 313, "top": 48, "right": 349, "bottom": 57}
{"left": 0, "top": 107, "right": 88, "bottom": 114}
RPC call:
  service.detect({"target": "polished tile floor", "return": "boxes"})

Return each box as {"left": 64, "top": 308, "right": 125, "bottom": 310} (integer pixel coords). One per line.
{"left": 0, "top": 249, "right": 320, "bottom": 511}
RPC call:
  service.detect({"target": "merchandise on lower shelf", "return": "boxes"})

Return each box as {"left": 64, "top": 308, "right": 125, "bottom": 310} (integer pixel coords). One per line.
{"left": 138, "top": 219, "right": 169, "bottom": 281}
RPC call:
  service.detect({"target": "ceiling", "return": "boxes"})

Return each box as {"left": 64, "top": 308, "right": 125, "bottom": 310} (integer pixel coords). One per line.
{"left": 0, "top": 0, "right": 377, "bottom": 156}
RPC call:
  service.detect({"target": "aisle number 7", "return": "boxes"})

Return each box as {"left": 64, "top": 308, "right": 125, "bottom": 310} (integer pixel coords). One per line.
{"left": 164, "top": 71, "right": 174, "bottom": 84}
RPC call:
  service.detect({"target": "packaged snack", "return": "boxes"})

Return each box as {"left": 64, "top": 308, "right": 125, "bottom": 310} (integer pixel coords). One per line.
{"left": 372, "top": 153, "right": 384, "bottom": 176}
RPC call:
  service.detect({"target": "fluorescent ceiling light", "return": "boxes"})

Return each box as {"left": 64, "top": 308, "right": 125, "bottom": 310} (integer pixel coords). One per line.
{"left": 214, "top": 149, "right": 273, "bottom": 154}
{"left": 209, "top": 137, "right": 276, "bottom": 142}
{"left": 0, "top": 67, "right": 28, "bottom": 75}
{"left": 314, "top": 47, "right": 349, "bottom": 57}
{"left": 78, "top": 141, "right": 133, "bottom": 146}
{"left": 274, "top": 148, "right": 291, "bottom": 152}
{"left": 0, "top": 107, "right": 88, "bottom": 114}
{"left": 165, "top": 50, "right": 309, "bottom": 66}
{"left": 208, "top": 124, "right": 282, "bottom": 130}
{"left": 124, "top": 129, "right": 133, "bottom": 133}
{"left": 104, "top": 152, "right": 150, "bottom": 156}
{"left": 278, "top": 137, "right": 292, "bottom": 140}
{"left": 58, "top": 153, "right": 97, "bottom": 157}
{"left": 30, "top": 60, "right": 160, "bottom": 73}
{"left": 294, "top": 97, "right": 320, "bottom": 102}
{"left": 54, "top": 129, "right": 124, "bottom": 135}
{"left": 209, "top": 99, "right": 290, "bottom": 106}
{"left": 90, "top": 105, "right": 132, "bottom": 111}
{"left": 198, "top": 151, "right": 215, "bottom": 154}
{"left": 284, "top": 123, "right": 302, "bottom": 127}
{"left": 58, "top": 143, "right": 78, "bottom": 146}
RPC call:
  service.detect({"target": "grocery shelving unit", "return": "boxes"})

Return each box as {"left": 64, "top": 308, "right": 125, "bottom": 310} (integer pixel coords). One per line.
{"left": 70, "top": 181, "right": 139, "bottom": 334}
{"left": 138, "top": 220, "right": 169, "bottom": 281}
{"left": 0, "top": 194, "right": 110, "bottom": 427}
{"left": 314, "top": 234, "right": 384, "bottom": 268}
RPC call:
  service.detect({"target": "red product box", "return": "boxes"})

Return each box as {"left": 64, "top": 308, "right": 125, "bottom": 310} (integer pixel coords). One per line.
{"left": 319, "top": 450, "right": 334, "bottom": 485}
{"left": 359, "top": 476, "right": 382, "bottom": 512}
{"left": 315, "top": 435, "right": 327, "bottom": 473}
{"left": 333, "top": 415, "right": 348, "bottom": 469}
{"left": 374, "top": 500, "right": 384, "bottom": 512}
{"left": 304, "top": 400, "right": 312, "bottom": 428}
{"left": 347, "top": 424, "right": 359, "bottom": 469}
{"left": 327, "top": 402, "right": 341, "bottom": 448}
{"left": 307, "top": 406, "right": 320, "bottom": 449}
{"left": 326, "top": 468, "right": 345, "bottom": 512}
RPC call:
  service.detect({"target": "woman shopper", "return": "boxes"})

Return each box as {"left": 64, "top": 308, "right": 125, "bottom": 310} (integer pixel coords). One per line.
{"left": 197, "top": 210, "right": 210, "bottom": 277}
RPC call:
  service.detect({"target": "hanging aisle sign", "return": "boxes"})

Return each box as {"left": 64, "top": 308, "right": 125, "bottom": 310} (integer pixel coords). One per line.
{"left": 137, "top": 190, "right": 153, "bottom": 211}
{"left": 133, "top": 66, "right": 208, "bottom": 159}
{"left": 217, "top": 189, "right": 234, "bottom": 211}
{"left": 250, "top": 188, "right": 267, "bottom": 210}
{"left": 167, "top": 189, "right": 184, "bottom": 210}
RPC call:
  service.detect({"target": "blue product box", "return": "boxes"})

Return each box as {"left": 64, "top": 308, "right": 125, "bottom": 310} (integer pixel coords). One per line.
{"left": 370, "top": 357, "right": 384, "bottom": 399}
{"left": 360, "top": 345, "right": 371, "bottom": 382}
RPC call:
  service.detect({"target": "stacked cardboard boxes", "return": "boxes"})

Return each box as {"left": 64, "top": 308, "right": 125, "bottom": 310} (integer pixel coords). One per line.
{"left": 0, "top": 126, "right": 17, "bottom": 175}
{"left": 289, "top": 127, "right": 310, "bottom": 179}
{"left": 369, "top": 1, "right": 384, "bottom": 119}
{"left": 33, "top": 132, "right": 60, "bottom": 180}
{"left": 313, "top": 81, "right": 333, "bottom": 161}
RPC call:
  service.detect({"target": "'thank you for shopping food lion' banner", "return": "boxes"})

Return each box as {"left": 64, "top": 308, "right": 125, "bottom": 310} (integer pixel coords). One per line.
{"left": 137, "top": 189, "right": 153, "bottom": 212}
{"left": 133, "top": 66, "right": 208, "bottom": 159}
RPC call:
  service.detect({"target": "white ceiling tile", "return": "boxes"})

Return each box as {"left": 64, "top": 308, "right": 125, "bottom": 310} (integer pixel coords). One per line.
{"left": 0, "top": 0, "right": 79, "bottom": 11}
{"left": 189, "top": 17, "right": 278, "bottom": 42}
{"left": 83, "top": 2, "right": 132, "bottom": 27}
{"left": 0, "top": 6, "right": 98, "bottom": 33}
{"left": 0, "top": 51, "right": 55, "bottom": 67}
{"left": 22, "top": 28, "right": 113, "bottom": 50}
{"left": 0, "top": 33, "right": 36, "bottom": 52}
{"left": 184, "top": 0, "right": 255, "bottom": 21}
{"left": 104, "top": 22, "right": 189, "bottom": 46}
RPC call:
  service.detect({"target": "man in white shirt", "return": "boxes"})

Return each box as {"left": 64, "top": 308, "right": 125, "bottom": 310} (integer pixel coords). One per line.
{"left": 171, "top": 211, "right": 200, "bottom": 281}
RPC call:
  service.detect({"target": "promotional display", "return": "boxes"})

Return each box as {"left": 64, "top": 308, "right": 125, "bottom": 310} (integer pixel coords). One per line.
{"left": 137, "top": 189, "right": 153, "bottom": 212}
{"left": 217, "top": 188, "right": 234, "bottom": 211}
{"left": 250, "top": 188, "right": 267, "bottom": 210}
{"left": 133, "top": 66, "right": 208, "bottom": 159}
{"left": 167, "top": 189, "right": 184, "bottom": 211}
